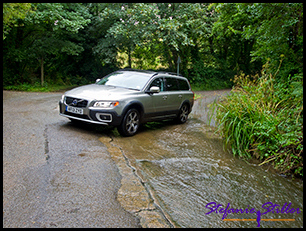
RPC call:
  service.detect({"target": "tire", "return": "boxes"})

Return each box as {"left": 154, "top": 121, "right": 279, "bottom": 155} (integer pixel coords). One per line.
{"left": 176, "top": 104, "right": 189, "bottom": 124}
{"left": 118, "top": 108, "right": 140, "bottom": 136}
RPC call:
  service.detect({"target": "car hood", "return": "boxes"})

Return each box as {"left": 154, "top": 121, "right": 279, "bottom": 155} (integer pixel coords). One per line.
{"left": 65, "top": 84, "right": 138, "bottom": 100}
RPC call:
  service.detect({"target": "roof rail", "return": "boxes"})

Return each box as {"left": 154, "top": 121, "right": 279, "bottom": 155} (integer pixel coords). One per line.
{"left": 116, "top": 68, "right": 183, "bottom": 77}
{"left": 156, "top": 71, "right": 183, "bottom": 76}
{"left": 117, "top": 68, "right": 157, "bottom": 74}
{"left": 117, "top": 68, "right": 135, "bottom": 71}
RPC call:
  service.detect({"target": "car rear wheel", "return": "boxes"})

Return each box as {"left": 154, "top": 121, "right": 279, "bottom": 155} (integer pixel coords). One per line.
{"left": 118, "top": 108, "right": 140, "bottom": 136}
{"left": 176, "top": 104, "right": 189, "bottom": 124}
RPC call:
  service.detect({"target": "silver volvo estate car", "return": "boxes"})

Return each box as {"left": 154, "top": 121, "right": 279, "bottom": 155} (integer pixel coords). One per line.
{"left": 59, "top": 69, "right": 194, "bottom": 136}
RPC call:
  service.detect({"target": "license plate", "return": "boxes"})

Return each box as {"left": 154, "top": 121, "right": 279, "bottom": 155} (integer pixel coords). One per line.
{"left": 66, "top": 106, "right": 83, "bottom": 115}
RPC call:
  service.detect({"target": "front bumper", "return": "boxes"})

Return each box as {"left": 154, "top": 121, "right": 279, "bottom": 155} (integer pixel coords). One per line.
{"left": 59, "top": 101, "right": 122, "bottom": 126}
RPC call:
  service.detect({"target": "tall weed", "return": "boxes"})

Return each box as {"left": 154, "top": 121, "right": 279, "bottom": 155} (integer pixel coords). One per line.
{"left": 211, "top": 61, "right": 303, "bottom": 177}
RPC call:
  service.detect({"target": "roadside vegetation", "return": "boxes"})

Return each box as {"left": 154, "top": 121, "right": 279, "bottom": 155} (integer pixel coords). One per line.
{"left": 210, "top": 60, "right": 303, "bottom": 178}
{"left": 3, "top": 82, "right": 78, "bottom": 92}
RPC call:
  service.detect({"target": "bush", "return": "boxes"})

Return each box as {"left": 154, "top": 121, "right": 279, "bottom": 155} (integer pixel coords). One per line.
{"left": 211, "top": 61, "right": 303, "bottom": 177}
{"left": 188, "top": 60, "right": 234, "bottom": 90}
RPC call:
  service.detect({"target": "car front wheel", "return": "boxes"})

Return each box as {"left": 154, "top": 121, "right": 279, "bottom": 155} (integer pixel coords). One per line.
{"left": 118, "top": 108, "right": 140, "bottom": 136}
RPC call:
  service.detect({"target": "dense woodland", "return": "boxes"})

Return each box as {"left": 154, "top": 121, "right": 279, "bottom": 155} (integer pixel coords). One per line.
{"left": 3, "top": 3, "right": 303, "bottom": 177}
{"left": 3, "top": 3, "right": 303, "bottom": 89}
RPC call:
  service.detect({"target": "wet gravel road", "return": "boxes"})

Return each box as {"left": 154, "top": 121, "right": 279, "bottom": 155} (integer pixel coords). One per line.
{"left": 3, "top": 91, "right": 140, "bottom": 228}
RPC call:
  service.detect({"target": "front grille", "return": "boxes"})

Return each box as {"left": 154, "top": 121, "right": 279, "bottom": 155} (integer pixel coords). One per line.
{"left": 65, "top": 97, "right": 88, "bottom": 108}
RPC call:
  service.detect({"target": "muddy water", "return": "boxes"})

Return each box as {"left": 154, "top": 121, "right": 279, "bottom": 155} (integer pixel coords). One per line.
{"left": 100, "top": 90, "right": 303, "bottom": 228}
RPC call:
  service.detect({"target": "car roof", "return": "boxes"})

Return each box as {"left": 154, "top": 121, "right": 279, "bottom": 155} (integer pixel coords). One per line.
{"left": 117, "top": 68, "right": 185, "bottom": 79}
{"left": 116, "top": 68, "right": 155, "bottom": 75}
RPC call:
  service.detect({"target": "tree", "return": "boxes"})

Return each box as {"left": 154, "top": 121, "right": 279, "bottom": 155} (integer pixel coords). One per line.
{"left": 212, "top": 3, "right": 303, "bottom": 77}
{"left": 242, "top": 3, "right": 303, "bottom": 76}
{"left": 3, "top": 3, "right": 33, "bottom": 40}
{"left": 25, "top": 3, "right": 91, "bottom": 86}
{"left": 93, "top": 3, "right": 213, "bottom": 73}
{"left": 3, "top": 3, "right": 91, "bottom": 86}
{"left": 210, "top": 3, "right": 258, "bottom": 74}
{"left": 3, "top": 3, "right": 303, "bottom": 91}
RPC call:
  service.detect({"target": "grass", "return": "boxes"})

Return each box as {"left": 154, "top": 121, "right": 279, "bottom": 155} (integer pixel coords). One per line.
{"left": 209, "top": 61, "right": 303, "bottom": 178}
{"left": 190, "top": 81, "right": 232, "bottom": 91}
{"left": 3, "top": 82, "right": 78, "bottom": 92}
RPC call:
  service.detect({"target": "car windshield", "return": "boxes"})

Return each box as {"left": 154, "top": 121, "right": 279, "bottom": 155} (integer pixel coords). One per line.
{"left": 96, "top": 71, "right": 152, "bottom": 90}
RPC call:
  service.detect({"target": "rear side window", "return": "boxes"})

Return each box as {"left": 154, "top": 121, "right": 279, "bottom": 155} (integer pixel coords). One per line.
{"left": 165, "top": 77, "right": 179, "bottom": 91}
{"left": 177, "top": 79, "right": 190, "bottom": 90}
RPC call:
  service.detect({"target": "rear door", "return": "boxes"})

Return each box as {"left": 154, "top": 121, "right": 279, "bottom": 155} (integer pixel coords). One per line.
{"left": 177, "top": 78, "right": 194, "bottom": 109}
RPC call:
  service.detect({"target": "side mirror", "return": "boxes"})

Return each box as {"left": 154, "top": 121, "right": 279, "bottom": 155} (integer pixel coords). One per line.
{"left": 150, "top": 86, "right": 160, "bottom": 93}
{"left": 145, "top": 86, "right": 160, "bottom": 95}
{"left": 95, "top": 79, "right": 101, "bottom": 83}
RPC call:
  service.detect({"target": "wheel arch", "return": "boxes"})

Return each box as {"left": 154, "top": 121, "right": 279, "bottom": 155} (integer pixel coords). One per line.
{"left": 179, "top": 100, "right": 192, "bottom": 114}
{"left": 121, "top": 100, "right": 145, "bottom": 122}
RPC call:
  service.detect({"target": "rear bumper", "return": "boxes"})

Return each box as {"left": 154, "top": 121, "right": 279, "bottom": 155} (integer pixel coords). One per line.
{"left": 59, "top": 102, "right": 122, "bottom": 126}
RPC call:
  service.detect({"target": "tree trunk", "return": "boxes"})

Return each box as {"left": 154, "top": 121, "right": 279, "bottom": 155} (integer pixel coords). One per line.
{"left": 41, "top": 56, "right": 44, "bottom": 87}
{"left": 127, "top": 49, "right": 132, "bottom": 68}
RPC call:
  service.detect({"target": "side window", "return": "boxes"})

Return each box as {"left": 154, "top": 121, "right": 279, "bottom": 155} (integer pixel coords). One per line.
{"left": 178, "top": 79, "right": 190, "bottom": 90}
{"left": 149, "top": 77, "right": 164, "bottom": 92}
{"left": 165, "top": 77, "right": 179, "bottom": 91}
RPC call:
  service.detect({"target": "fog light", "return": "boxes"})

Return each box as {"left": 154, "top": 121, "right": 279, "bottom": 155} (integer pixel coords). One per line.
{"left": 96, "top": 113, "right": 112, "bottom": 122}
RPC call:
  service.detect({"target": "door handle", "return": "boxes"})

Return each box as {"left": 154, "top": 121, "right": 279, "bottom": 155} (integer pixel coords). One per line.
{"left": 163, "top": 96, "right": 168, "bottom": 100}
{"left": 178, "top": 95, "right": 182, "bottom": 99}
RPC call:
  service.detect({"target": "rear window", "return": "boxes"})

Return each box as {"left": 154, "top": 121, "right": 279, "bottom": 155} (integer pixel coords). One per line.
{"left": 178, "top": 79, "right": 190, "bottom": 90}
{"left": 165, "top": 77, "right": 179, "bottom": 91}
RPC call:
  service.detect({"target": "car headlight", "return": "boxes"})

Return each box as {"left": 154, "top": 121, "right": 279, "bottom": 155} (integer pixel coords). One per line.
{"left": 93, "top": 101, "right": 119, "bottom": 108}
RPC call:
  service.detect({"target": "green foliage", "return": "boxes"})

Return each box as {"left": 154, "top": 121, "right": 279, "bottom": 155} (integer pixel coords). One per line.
{"left": 24, "top": 3, "right": 91, "bottom": 57}
{"left": 2, "top": 3, "right": 303, "bottom": 94}
{"left": 26, "top": 3, "right": 91, "bottom": 33}
{"left": 3, "top": 3, "right": 33, "bottom": 40}
{"left": 189, "top": 60, "right": 234, "bottom": 90}
{"left": 241, "top": 3, "right": 303, "bottom": 74}
{"left": 3, "top": 3, "right": 92, "bottom": 87}
{"left": 211, "top": 3, "right": 255, "bottom": 74}
{"left": 96, "top": 4, "right": 218, "bottom": 70}
{"left": 211, "top": 60, "right": 303, "bottom": 177}
{"left": 211, "top": 3, "right": 303, "bottom": 77}
{"left": 3, "top": 81, "right": 77, "bottom": 92}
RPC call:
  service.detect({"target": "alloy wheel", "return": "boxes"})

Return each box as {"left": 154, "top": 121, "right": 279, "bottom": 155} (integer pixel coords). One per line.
{"left": 179, "top": 104, "right": 189, "bottom": 123}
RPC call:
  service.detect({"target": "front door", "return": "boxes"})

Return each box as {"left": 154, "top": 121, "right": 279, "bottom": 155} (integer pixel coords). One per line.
{"left": 144, "top": 77, "right": 169, "bottom": 119}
